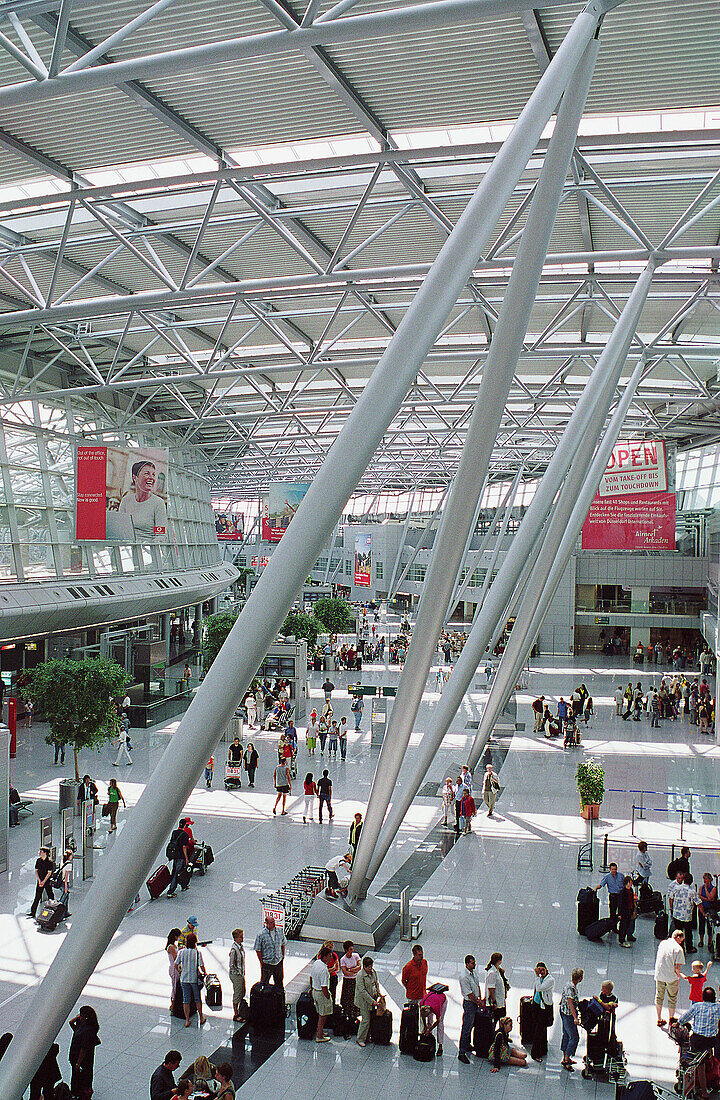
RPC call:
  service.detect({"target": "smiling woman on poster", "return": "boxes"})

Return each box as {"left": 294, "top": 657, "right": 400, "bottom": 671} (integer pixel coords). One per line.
{"left": 118, "top": 459, "right": 167, "bottom": 538}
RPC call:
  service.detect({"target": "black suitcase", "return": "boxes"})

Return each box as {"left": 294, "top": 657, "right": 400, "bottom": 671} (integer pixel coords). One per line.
{"left": 203, "top": 845, "right": 214, "bottom": 867}
{"left": 585, "top": 917, "right": 613, "bottom": 941}
{"left": 178, "top": 864, "right": 192, "bottom": 889}
{"left": 399, "top": 1002, "right": 419, "bottom": 1054}
{"left": 330, "top": 1005, "right": 348, "bottom": 1038}
{"left": 577, "top": 887, "right": 600, "bottom": 934}
{"left": 171, "top": 980, "right": 197, "bottom": 1019}
{"left": 519, "top": 996, "right": 534, "bottom": 1044}
{"left": 146, "top": 863, "right": 171, "bottom": 899}
{"left": 413, "top": 1032, "right": 436, "bottom": 1061}
{"left": 369, "top": 1008, "right": 392, "bottom": 1045}
{"left": 249, "top": 981, "right": 286, "bottom": 1031}
{"left": 655, "top": 909, "right": 669, "bottom": 940}
{"left": 296, "top": 989, "right": 318, "bottom": 1039}
{"left": 472, "top": 1007, "right": 494, "bottom": 1058}
{"left": 36, "top": 901, "right": 67, "bottom": 931}
{"left": 205, "top": 973, "right": 222, "bottom": 1009}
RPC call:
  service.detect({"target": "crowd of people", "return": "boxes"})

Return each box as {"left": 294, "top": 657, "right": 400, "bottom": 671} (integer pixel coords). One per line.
{"left": 614, "top": 676, "right": 714, "bottom": 732}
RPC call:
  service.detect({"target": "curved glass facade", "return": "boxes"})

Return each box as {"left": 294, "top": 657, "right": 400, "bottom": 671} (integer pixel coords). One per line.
{"left": 0, "top": 400, "right": 220, "bottom": 583}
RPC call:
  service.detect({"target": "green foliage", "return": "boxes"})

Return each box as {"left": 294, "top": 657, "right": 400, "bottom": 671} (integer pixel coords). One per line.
{"left": 576, "top": 758, "right": 605, "bottom": 806}
{"left": 282, "top": 611, "right": 322, "bottom": 648}
{"left": 203, "top": 610, "right": 238, "bottom": 669}
{"left": 313, "top": 597, "right": 353, "bottom": 634}
{"left": 26, "top": 657, "right": 130, "bottom": 779}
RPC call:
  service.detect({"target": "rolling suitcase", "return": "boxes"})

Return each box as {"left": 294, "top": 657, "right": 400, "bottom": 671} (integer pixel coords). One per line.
{"left": 577, "top": 887, "right": 600, "bottom": 934}
{"left": 330, "top": 1005, "right": 348, "bottom": 1038}
{"left": 171, "top": 981, "right": 197, "bottom": 1019}
{"left": 654, "top": 909, "right": 669, "bottom": 940}
{"left": 203, "top": 845, "right": 214, "bottom": 868}
{"left": 296, "top": 989, "right": 318, "bottom": 1039}
{"left": 369, "top": 1008, "right": 392, "bottom": 1045}
{"left": 399, "top": 1002, "right": 419, "bottom": 1054}
{"left": 205, "top": 973, "right": 222, "bottom": 1009}
{"left": 472, "top": 1007, "right": 494, "bottom": 1058}
{"left": 146, "top": 864, "right": 171, "bottom": 899}
{"left": 36, "top": 900, "right": 67, "bottom": 931}
{"left": 413, "top": 1032, "right": 436, "bottom": 1061}
{"left": 519, "top": 996, "right": 534, "bottom": 1045}
{"left": 585, "top": 917, "right": 613, "bottom": 941}
{"left": 249, "top": 981, "right": 286, "bottom": 1031}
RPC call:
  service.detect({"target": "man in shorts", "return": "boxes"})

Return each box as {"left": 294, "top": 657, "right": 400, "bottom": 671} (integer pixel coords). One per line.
{"left": 273, "top": 761, "right": 292, "bottom": 816}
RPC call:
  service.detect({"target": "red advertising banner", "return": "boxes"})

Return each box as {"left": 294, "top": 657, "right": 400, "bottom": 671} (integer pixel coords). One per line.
{"left": 581, "top": 491, "right": 676, "bottom": 551}
{"left": 354, "top": 532, "right": 371, "bottom": 587}
{"left": 76, "top": 446, "right": 107, "bottom": 539}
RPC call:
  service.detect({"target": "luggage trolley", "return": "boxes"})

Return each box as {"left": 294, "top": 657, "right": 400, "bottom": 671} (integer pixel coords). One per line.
{"left": 224, "top": 763, "right": 243, "bottom": 790}
{"left": 580, "top": 999, "right": 627, "bottom": 1084}
{"left": 670, "top": 1023, "right": 709, "bottom": 1097}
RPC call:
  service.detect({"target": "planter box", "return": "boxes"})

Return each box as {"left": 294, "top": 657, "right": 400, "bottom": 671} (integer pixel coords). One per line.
{"left": 581, "top": 803, "right": 600, "bottom": 820}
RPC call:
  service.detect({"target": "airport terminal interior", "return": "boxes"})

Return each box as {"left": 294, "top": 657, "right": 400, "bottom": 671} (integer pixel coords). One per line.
{"left": 0, "top": 0, "right": 719, "bottom": 1096}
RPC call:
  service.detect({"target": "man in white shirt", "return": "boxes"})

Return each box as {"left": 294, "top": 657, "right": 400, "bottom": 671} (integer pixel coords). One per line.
{"left": 326, "top": 852, "right": 352, "bottom": 898}
{"left": 669, "top": 872, "right": 698, "bottom": 953}
{"left": 655, "top": 929, "right": 686, "bottom": 1025}
{"left": 458, "top": 954, "right": 482, "bottom": 1064}
{"left": 311, "top": 945, "right": 334, "bottom": 1042}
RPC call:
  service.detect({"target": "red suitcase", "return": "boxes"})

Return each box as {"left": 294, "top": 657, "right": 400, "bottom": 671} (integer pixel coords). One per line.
{"left": 146, "top": 864, "right": 171, "bottom": 899}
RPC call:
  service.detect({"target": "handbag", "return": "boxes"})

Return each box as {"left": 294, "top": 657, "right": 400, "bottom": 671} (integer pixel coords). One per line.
{"left": 101, "top": 803, "right": 110, "bottom": 817}
{"left": 543, "top": 1002, "right": 554, "bottom": 1026}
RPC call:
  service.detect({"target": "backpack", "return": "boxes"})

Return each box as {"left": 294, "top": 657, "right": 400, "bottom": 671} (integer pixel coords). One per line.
{"left": 166, "top": 828, "right": 184, "bottom": 861}
{"left": 350, "top": 700, "right": 359, "bottom": 712}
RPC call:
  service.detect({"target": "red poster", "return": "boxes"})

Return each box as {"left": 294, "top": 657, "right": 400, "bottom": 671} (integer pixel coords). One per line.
{"left": 76, "top": 446, "right": 107, "bottom": 539}
{"left": 581, "top": 491, "right": 676, "bottom": 550}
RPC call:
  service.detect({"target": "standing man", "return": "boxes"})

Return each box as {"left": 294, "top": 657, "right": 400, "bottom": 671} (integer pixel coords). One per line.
{"left": 317, "top": 769, "right": 333, "bottom": 822}
{"left": 167, "top": 821, "right": 191, "bottom": 898}
{"left": 254, "top": 915, "right": 286, "bottom": 988}
{"left": 482, "top": 764, "right": 500, "bottom": 817}
{"left": 322, "top": 677, "right": 335, "bottom": 703}
{"left": 401, "top": 943, "right": 428, "bottom": 1005}
{"left": 349, "top": 812, "right": 363, "bottom": 862}
{"left": 272, "top": 760, "right": 292, "bottom": 816}
{"left": 669, "top": 871, "right": 698, "bottom": 954}
{"left": 311, "top": 945, "right": 334, "bottom": 1042}
{"left": 457, "top": 954, "right": 482, "bottom": 1065}
{"left": 655, "top": 929, "right": 686, "bottom": 1026}
{"left": 594, "top": 862, "right": 624, "bottom": 932}
{"left": 351, "top": 684, "right": 364, "bottom": 730}
{"left": 182, "top": 664, "right": 192, "bottom": 692}
{"left": 29, "top": 846, "right": 54, "bottom": 919}
{"left": 229, "top": 928, "right": 246, "bottom": 1022}
{"left": 636, "top": 841, "right": 652, "bottom": 884}
{"left": 532, "top": 696, "right": 545, "bottom": 733}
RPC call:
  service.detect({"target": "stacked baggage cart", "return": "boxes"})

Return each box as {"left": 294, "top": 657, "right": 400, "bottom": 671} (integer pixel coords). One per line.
{"left": 260, "top": 865, "right": 326, "bottom": 939}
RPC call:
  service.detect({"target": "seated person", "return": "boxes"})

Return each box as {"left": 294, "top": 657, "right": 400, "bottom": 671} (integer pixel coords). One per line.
{"left": 489, "top": 1017, "right": 527, "bottom": 1073}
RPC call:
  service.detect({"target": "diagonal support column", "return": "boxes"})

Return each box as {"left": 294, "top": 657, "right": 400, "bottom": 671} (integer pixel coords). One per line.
{"left": 349, "top": 25, "right": 601, "bottom": 902}
{"left": 0, "top": 12, "right": 603, "bottom": 1098}
{"left": 467, "top": 359, "right": 644, "bottom": 769}
{"left": 364, "top": 261, "right": 654, "bottom": 887}
{"left": 453, "top": 466, "right": 523, "bottom": 615}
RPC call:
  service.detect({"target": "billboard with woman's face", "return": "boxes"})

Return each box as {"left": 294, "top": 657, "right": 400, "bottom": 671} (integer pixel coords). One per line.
{"left": 76, "top": 445, "right": 169, "bottom": 541}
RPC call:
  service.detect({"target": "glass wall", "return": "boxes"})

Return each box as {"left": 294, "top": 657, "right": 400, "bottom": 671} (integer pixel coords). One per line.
{"left": 0, "top": 399, "right": 220, "bottom": 584}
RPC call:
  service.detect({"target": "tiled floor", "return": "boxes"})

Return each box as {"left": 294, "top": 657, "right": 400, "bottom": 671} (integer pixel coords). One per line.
{"left": 2, "top": 630, "right": 718, "bottom": 1099}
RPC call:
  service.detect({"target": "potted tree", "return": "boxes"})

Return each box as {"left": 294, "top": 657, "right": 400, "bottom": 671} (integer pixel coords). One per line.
{"left": 26, "top": 657, "right": 129, "bottom": 780}
{"left": 576, "top": 759, "right": 604, "bottom": 820}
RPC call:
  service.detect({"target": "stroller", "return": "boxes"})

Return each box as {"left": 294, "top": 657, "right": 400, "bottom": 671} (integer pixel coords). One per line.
{"left": 580, "top": 998, "right": 626, "bottom": 1083}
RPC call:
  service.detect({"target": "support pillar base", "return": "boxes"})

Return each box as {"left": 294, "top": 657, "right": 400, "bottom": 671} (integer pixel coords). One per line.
{"left": 299, "top": 892, "right": 397, "bottom": 949}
